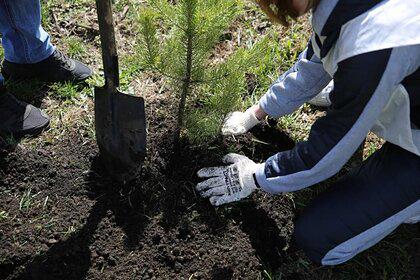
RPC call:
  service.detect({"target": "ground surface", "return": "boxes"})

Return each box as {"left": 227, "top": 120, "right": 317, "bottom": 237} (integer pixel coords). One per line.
{"left": 0, "top": 0, "right": 419, "bottom": 279}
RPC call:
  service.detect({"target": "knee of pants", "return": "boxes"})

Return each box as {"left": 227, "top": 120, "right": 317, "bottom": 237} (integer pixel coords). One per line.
{"left": 293, "top": 212, "right": 328, "bottom": 265}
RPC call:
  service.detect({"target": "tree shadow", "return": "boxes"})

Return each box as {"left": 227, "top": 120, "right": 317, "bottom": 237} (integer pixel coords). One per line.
{"left": 156, "top": 122, "right": 294, "bottom": 273}
{"left": 0, "top": 136, "right": 24, "bottom": 185}
{"left": 0, "top": 136, "right": 20, "bottom": 153}
{"left": 19, "top": 156, "right": 151, "bottom": 280}
{"left": 158, "top": 120, "right": 296, "bottom": 229}
{"left": 14, "top": 120, "right": 295, "bottom": 279}
{"left": 247, "top": 120, "right": 295, "bottom": 160}
{"left": 211, "top": 266, "right": 234, "bottom": 280}
{"left": 228, "top": 200, "right": 288, "bottom": 271}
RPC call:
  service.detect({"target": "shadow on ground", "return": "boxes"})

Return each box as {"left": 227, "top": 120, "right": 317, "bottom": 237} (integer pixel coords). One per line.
{"left": 2, "top": 122, "right": 297, "bottom": 279}
{"left": 18, "top": 156, "right": 149, "bottom": 279}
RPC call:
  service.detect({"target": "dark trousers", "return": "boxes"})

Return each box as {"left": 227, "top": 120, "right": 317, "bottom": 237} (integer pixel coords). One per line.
{"left": 293, "top": 143, "right": 420, "bottom": 265}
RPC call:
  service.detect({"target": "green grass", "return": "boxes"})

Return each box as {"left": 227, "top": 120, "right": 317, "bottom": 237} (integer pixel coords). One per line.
{"left": 62, "top": 36, "right": 87, "bottom": 58}
{"left": 49, "top": 82, "right": 90, "bottom": 101}
{"left": 19, "top": 188, "right": 39, "bottom": 211}
{"left": 240, "top": 24, "right": 309, "bottom": 107}
{"left": 0, "top": 210, "right": 9, "bottom": 221}
{"left": 40, "top": 0, "right": 54, "bottom": 29}
{"left": 61, "top": 224, "right": 77, "bottom": 237}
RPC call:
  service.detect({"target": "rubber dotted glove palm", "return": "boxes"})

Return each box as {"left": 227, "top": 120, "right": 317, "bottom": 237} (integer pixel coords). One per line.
{"left": 196, "top": 154, "right": 263, "bottom": 206}
{"left": 221, "top": 108, "right": 260, "bottom": 136}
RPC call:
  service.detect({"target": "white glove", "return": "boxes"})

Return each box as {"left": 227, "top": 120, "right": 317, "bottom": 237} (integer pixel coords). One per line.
{"left": 196, "top": 153, "right": 263, "bottom": 206}
{"left": 221, "top": 108, "right": 261, "bottom": 135}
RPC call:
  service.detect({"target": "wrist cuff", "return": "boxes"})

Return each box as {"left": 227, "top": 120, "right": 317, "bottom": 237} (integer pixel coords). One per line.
{"left": 258, "top": 89, "right": 287, "bottom": 119}
{"left": 244, "top": 108, "right": 261, "bottom": 128}
{"left": 255, "top": 163, "right": 276, "bottom": 194}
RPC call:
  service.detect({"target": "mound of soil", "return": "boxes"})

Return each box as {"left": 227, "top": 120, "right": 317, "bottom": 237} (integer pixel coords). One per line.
{"left": 0, "top": 90, "right": 302, "bottom": 280}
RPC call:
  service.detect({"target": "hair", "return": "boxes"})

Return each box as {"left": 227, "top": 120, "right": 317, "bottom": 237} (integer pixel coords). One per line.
{"left": 256, "top": 0, "right": 318, "bottom": 26}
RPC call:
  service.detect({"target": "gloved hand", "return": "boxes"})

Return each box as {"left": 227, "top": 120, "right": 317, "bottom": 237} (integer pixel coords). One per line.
{"left": 221, "top": 107, "right": 261, "bottom": 135}
{"left": 196, "top": 153, "right": 263, "bottom": 206}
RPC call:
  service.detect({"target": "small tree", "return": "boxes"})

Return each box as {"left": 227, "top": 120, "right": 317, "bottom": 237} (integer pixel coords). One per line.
{"left": 138, "top": 0, "right": 270, "bottom": 145}
{"left": 185, "top": 40, "right": 270, "bottom": 143}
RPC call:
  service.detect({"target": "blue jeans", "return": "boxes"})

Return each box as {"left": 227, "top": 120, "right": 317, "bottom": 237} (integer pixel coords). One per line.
{"left": 0, "top": 0, "right": 55, "bottom": 64}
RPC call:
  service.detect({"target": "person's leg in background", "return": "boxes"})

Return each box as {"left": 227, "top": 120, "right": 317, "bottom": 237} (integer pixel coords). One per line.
{"left": 293, "top": 142, "right": 420, "bottom": 265}
{"left": 0, "top": 0, "right": 54, "bottom": 64}
{"left": 0, "top": 0, "right": 92, "bottom": 138}
{"left": 0, "top": 0, "right": 92, "bottom": 82}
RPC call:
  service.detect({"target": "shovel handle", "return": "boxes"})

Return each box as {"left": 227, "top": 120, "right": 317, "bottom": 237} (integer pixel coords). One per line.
{"left": 96, "top": 0, "right": 119, "bottom": 91}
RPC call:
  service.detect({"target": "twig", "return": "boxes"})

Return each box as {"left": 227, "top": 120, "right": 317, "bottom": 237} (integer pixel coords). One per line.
{"left": 74, "top": 23, "right": 99, "bottom": 35}
{"left": 120, "top": 5, "right": 130, "bottom": 21}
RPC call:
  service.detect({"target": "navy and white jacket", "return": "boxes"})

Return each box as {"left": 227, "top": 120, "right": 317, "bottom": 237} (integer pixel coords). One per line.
{"left": 255, "top": 0, "right": 420, "bottom": 193}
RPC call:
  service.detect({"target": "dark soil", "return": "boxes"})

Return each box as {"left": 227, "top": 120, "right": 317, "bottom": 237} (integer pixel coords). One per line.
{"left": 0, "top": 90, "right": 302, "bottom": 280}
{"left": 2, "top": 91, "right": 419, "bottom": 279}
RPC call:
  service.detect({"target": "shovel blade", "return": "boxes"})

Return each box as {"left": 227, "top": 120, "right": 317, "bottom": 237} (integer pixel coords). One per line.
{"left": 94, "top": 87, "right": 146, "bottom": 183}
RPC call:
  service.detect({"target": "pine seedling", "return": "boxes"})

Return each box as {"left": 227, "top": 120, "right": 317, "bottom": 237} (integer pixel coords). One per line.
{"left": 137, "top": 0, "right": 241, "bottom": 146}
{"left": 185, "top": 36, "right": 273, "bottom": 143}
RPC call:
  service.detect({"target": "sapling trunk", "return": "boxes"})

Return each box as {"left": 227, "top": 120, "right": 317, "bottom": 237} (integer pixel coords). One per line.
{"left": 174, "top": 0, "right": 195, "bottom": 147}
{"left": 174, "top": 41, "right": 193, "bottom": 146}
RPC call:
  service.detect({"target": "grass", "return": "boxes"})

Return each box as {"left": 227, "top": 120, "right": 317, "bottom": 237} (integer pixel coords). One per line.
{"left": 62, "top": 224, "right": 77, "bottom": 237}
{"left": 49, "top": 82, "right": 90, "bottom": 100}
{"left": 19, "top": 188, "right": 39, "bottom": 211}
{"left": 0, "top": 210, "right": 9, "bottom": 221}
{"left": 277, "top": 105, "right": 315, "bottom": 142}
{"left": 62, "top": 36, "right": 87, "bottom": 58}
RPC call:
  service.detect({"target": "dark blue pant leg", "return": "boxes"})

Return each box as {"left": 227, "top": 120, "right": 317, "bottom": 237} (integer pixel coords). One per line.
{"left": 293, "top": 143, "right": 420, "bottom": 265}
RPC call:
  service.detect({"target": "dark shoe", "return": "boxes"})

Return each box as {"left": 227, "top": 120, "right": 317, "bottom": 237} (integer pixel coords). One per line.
{"left": 2, "top": 49, "right": 92, "bottom": 83}
{"left": 0, "top": 91, "right": 50, "bottom": 138}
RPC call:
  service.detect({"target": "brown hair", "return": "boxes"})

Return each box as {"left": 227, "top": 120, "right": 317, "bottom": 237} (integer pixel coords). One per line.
{"left": 256, "top": 0, "right": 317, "bottom": 26}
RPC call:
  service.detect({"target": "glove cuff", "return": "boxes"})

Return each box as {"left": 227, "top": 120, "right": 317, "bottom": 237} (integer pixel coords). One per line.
{"left": 244, "top": 108, "right": 261, "bottom": 129}
{"left": 241, "top": 163, "right": 265, "bottom": 190}
{"left": 252, "top": 173, "right": 261, "bottom": 188}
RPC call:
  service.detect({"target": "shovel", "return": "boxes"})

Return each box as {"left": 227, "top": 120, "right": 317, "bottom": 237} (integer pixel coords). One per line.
{"left": 94, "top": 0, "right": 147, "bottom": 183}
